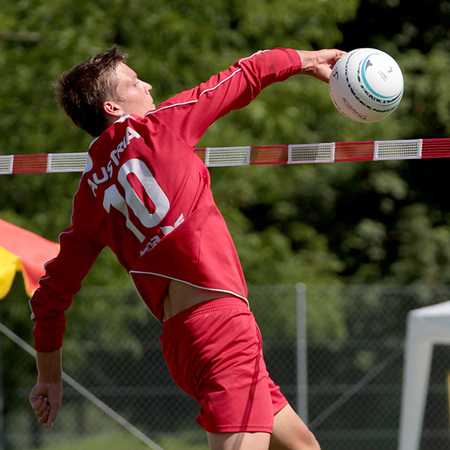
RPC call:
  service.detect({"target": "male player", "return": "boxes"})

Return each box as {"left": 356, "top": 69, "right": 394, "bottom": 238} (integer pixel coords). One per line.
{"left": 29, "top": 45, "right": 344, "bottom": 449}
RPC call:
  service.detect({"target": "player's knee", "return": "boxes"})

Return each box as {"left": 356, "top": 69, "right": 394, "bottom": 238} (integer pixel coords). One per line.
{"left": 306, "top": 430, "right": 320, "bottom": 450}
{"left": 293, "top": 426, "right": 320, "bottom": 450}
{"left": 271, "top": 404, "right": 321, "bottom": 450}
{"left": 271, "top": 433, "right": 320, "bottom": 450}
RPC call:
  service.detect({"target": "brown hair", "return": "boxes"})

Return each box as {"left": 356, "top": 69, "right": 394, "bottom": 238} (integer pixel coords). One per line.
{"left": 55, "top": 45, "right": 128, "bottom": 137}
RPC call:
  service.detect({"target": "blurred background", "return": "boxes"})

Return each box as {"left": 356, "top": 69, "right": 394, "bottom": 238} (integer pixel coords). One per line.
{"left": 2, "top": 0, "right": 450, "bottom": 448}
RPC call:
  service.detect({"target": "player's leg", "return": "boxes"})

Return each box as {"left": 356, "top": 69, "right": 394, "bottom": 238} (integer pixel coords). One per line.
{"left": 269, "top": 404, "right": 320, "bottom": 450}
{"left": 160, "top": 298, "right": 278, "bottom": 449}
{"left": 207, "top": 431, "right": 270, "bottom": 450}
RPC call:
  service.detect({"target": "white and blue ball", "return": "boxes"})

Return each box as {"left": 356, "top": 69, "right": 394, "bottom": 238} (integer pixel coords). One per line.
{"left": 329, "top": 48, "right": 404, "bottom": 123}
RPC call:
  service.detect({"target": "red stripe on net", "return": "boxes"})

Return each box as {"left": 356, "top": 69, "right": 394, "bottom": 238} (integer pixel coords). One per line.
{"left": 12, "top": 154, "right": 48, "bottom": 174}
{"left": 335, "top": 141, "right": 375, "bottom": 162}
{"left": 250, "top": 145, "right": 289, "bottom": 165}
{"left": 422, "top": 138, "right": 450, "bottom": 159}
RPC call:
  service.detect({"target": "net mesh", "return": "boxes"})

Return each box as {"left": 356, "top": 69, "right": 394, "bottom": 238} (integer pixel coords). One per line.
{"left": 2, "top": 138, "right": 450, "bottom": 174}
{"left": 289, "top": 143, "right": 335, "bottom": 163}
{"left": 48, "top": 153, "right": 88, "bottom": 173}
{"left": 205, "top": 146, "right": 250, "bottom": 167}
{"left": 374, "top": 139, "right": 422, "bottom": 161}
{"left": 0, "top": 155, "right": 13, "bottom": 174}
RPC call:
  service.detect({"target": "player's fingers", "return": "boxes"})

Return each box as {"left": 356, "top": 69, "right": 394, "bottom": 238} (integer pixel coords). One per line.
{"left": 45, "top": 403, "right": 60, "bottom": 428}
{"left": 37, "top": 405, "right": 50, "bottom": 424}
{"left": 326, "top": 51, "right": 346, "bottom": 70}
{"left": 45, "top": 410, "right": 56, "bottom": 428}
{"left": 30, "top": 394, "right": 43, "bottom": 410}
{"left": 310, "top": 50, "right": 346, "bottom": 83}
{"left": 316, "top": 49, "right": 345, "bottom": 64}
{"left": 35, "top": 397, "right": 49, "bottom": 416}
{"left": 30, "top": 394, "right": 42, "bottom": 409}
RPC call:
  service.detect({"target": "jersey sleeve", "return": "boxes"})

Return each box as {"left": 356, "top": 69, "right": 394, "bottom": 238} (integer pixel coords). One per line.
{"left": 30, "top": 226, "right": 103, "bottom": 352}
{"left": 152, "top": 48, "right": 302, "bottom": 147}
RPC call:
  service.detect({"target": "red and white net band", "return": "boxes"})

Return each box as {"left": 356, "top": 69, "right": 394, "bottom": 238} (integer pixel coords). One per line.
{"left": 1, "top": 138, "right": 450, "bottom": 174}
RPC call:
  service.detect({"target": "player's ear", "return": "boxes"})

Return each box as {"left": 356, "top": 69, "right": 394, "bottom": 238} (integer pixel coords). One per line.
{"left": 103, "top": 101, "right": 123, "bottom": 118}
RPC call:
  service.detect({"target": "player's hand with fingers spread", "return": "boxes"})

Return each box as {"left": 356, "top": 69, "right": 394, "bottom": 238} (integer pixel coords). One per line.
{"left": 296, "top": 49, "right": 347, "bottom": 83}
{"left": 30, "top": 349, "right": 63, "bottom": 428}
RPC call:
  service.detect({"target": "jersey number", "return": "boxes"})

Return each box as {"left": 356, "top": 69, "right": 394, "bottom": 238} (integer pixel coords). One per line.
{"left": 103, "top": 159, "right": 170, "bottom": 242}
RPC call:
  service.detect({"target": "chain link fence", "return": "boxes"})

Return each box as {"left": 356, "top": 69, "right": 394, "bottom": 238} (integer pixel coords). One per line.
{"left": 2, "top": 284, "right": 450, "bottom": 450}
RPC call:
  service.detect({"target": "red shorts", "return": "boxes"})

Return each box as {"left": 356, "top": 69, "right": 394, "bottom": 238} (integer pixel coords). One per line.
{"left": 160, "top": 297, "right": 288, "bottom": 433}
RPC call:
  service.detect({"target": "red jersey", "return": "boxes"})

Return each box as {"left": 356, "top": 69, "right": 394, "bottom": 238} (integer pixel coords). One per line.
{"left": 30, "top": 48, "right": 302, "bottom": 352}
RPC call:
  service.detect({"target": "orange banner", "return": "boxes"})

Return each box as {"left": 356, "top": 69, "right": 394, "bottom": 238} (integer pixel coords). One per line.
{"left": 0, "top": 219, "right": 59, "bottom": 298}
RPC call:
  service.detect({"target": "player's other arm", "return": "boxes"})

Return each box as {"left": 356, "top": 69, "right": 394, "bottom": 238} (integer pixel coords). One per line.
{"left": 29, "top": 226, "right": 103, "bottom": 428}
{"left": 296, "top": 49, "right": 346, "bottom": 83}
{"left": 31, "top": 227, "right": 103, "bottom": 352}
{"left": 29, "top": 349, "right": 62, "bottom": 428}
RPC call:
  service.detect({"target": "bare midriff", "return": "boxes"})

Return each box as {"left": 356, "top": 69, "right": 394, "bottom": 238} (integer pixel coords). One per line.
{"left": 162, "top": 279, "right": 227, "bottom": 321}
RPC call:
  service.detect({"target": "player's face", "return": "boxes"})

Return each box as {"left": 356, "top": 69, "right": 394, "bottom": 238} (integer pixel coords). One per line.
{"left": 113, "top": 63, "right": 156, "bottom": 117}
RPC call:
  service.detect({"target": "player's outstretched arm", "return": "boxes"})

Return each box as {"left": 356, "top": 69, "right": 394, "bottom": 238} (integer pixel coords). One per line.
{"left": 30, "top": 349, "right": 62, "bottom": 428}
{"left": 297, "top": 49, "right": 346, "bottom": 83}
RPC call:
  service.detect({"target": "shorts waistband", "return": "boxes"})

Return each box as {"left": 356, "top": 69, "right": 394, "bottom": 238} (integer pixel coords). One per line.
{"left": 162, "top": 297, "right": 249, "bottom": 332}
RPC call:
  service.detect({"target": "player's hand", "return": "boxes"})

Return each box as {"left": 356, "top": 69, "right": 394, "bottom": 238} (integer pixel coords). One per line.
{"left": 297, "top": 49, "right": 347, "bottom": 83}
{"left": 30, "top": 380, "right": 62, "bottom": 428}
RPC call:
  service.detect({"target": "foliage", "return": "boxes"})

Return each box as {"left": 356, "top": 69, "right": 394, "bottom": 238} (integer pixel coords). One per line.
{"left": 0, "top": 0, "right": 362, "bottom": 346}
{"left": 3, "top": 2, "right": 450, "bottom": 435}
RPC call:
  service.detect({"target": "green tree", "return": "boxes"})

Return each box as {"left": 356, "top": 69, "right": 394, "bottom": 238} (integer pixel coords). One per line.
{"left": 5, "top": 1, "right": 450, "bottom": 445}
{"left": 0, "top": 0, "right": 360, "bottom": 319}
{"left": 3, "top": 0, "right": 450, "bottom": 373}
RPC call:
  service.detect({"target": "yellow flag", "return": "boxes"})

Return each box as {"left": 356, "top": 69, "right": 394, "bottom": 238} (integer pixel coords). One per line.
{"left": 0, "top": 246, "right": 23, "bottom": 299}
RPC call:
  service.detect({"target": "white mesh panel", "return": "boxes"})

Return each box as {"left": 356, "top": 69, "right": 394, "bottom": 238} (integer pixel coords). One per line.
{"left": 288, "top": 143, "right": 335, "bottom": 164}
{"left": 47, "top": 153, "right": 88, "bottom": 173}
{"left": 0, "top": 156, "right": 13, "bottom": 174}
{"left": 205, "top": 146, "right": 251, "bottom": 167}
{"left": 374, "top": 139, "right": 422, "bottom": 161}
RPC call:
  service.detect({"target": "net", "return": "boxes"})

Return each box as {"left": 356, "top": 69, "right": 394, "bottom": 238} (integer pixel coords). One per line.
{"left": 2, "top": 138, "right": 450, "bottom": 174}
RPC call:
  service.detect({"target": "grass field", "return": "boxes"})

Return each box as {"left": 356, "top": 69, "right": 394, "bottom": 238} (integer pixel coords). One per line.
{"left": 35, "top": 431, "right": 209, "bottom": 450}
{"left": 8, "top": 398, "right": 209, "bottom": 450}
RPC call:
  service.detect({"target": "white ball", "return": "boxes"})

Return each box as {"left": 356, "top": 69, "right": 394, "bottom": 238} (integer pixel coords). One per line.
{"left": 329, "top": 48, "right": 404, "bottom": 123}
